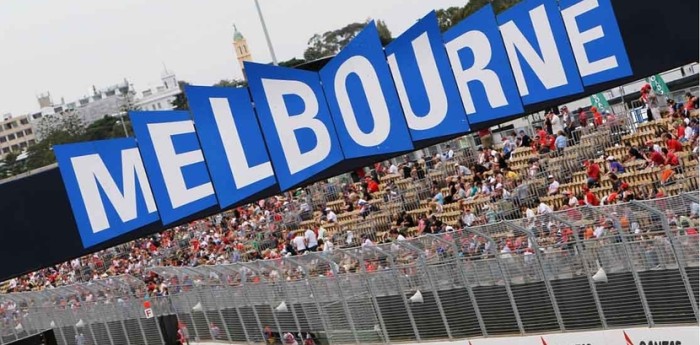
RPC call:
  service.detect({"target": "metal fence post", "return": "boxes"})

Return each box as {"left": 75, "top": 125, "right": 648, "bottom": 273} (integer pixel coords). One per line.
{"left": 313, "top": 252, "right": 362, "bottom": 345}
{"left": 398, "top": 241, "right": 453, "bottom": 340}
{"left": 355, "top": 250, "right": 391, "bottom": 344}
{"left": 632, "top": 200, "right": 699, "bottom": 321}
{"left": 368, "top": 246, "right": 421, "bottom": 342}
{"left": 206, "top": 286, "right": 234, "bottom": 343}
{"left": 240, "top": 263, "right": 285, "bottom": 341}
{"left": 549, "top": 213, "right": 608, "bottom": 329}
{"left": 260, "top": 260, "right": 303, "bottom": 337}
{"left": 464, "top": 228, "right": 526, "bottom": 335}
{"left": 588, "top": 206, "right": 655, "bottom": 327}
{"left": 284, "top": 255, "right": 334, "bottom": 344}
{"left": 506, "top": 222, "right": 566, "bottom": 332}
{"left": 239, "top": 272, "right": 268, "bottom": 343}
{"left": 428, "top": 234, "right": 488, "bottom": 337}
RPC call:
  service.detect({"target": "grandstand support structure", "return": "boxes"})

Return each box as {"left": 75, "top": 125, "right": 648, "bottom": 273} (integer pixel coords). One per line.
{"left": 631, "top": 200, "right": 699, "bottom": 320}
{"left": 0, "top": 193, "right": 698, "bottom": 345}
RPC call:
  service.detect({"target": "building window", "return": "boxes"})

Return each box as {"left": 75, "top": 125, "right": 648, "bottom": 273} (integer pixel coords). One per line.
{"left": 6, "top": 133, "right": 15, "bottom": 141}
{"left": 19, "top": 118, "right": 29, "bottom": 125}
{"left": 28, "top": 139, "right": 36, "bottom": 145}
{"left": 2, "top": 148, "right": 9, "bottom": 154}
{"left": 19, "top": 142, "right": 27, "bottom": 148}
{"left": 157, "top": 103, "right": 162, "bottom": 109}
{"left": 16, "top": 131, "right": 23, "bottom": 138}
{"left": 0, "top": 136, "right": 5, "bottom": 143}
{"left": 10, "top": 144, "right": 19, "bottom": 152}
{"left": 24, "top": 129, "right": 32, "bottom": 135}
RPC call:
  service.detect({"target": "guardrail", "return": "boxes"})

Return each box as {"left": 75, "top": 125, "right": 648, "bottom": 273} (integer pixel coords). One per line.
{"left": 1, "top": 193, "right": 698, "bottom": 345}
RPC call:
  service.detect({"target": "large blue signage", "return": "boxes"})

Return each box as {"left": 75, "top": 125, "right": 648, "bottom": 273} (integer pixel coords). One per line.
{"left": 54, "top": 0, "right": 632, "bottom": 248}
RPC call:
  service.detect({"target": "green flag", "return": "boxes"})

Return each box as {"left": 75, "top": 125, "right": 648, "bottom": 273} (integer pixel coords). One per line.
{"left": 589, "top": 92, "right": 610, "bottom": 110}
{"left": 645, "top": 74, "right": 671, "bottom": 96}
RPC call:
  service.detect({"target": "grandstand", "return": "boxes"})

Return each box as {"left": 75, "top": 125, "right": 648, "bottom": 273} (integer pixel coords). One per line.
{"left": 0, "top": 83, "right": 697, "bottom": 344}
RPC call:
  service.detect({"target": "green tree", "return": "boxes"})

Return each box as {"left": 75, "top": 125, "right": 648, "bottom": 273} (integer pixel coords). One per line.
{"left": 214, "top": 79, "right": 248, "bottom": 88}
{"left": 376, "top": 20, "right": 393, "bottom": 46}
{"left": 436, "top": 0, "right": 521, "bottom": 32}
{"left": 303, "top": 22, "right": 365, "bottom": 61}
{"left": 279, "top": 57, "right": 307, "bottom": 68}
{"left": 1, "top": 151, "right": 22, "bottom": 177}
{"left": 171, "top": 80, "right": 190, "bottom": 111}
{"left": 26, "top": 112, "right": 86, "bottom": 170}
{"left": 83, "top": 115, "right": 131, "bottom": 141}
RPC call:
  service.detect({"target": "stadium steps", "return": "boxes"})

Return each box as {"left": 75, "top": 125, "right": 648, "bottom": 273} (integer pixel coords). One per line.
{"left": 471, "top": 285, "right": 521, "bottom": 335}
{"left": 638, "top": 269, "right": 697, "bottom": 324}
{"left": 550, "top": 276, "right": 603, "bottom": 330}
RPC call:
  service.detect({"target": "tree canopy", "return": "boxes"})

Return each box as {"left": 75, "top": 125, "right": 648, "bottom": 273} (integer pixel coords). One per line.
{"left": 303, "top": 19, "right": 392, "bottom": 61}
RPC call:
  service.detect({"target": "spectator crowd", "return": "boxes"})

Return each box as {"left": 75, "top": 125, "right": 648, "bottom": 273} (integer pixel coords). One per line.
{"left": 1, "top": 88, "right": 698, "bottom": 299}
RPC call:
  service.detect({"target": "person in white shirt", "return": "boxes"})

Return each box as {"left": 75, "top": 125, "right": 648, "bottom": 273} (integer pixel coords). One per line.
{"left": 563, "top": 191, "right": 578, "bottom": 207}
{"left": 325, "top": 208, "right": 337, "bottom": 223}
{"left": 361, "top": 234, "right": 374, "bottom": 248}
{"left": 537, "top": 201, "right": 553, "bottom": 215}
{"left": 550, "top": 112, "right": 563, "bottom": 134}
{"left": 454, "top": 163, "right": 471, "bottom": 177}
{"left": 461, "top": 208, "right": 476, "bottom": 227}
{"left": 305, "top": 228, "right": 318, "bottom": 252}
{"left": 522, "top": 205, "right": 536, "bottom": 219}
{"left": 388, "top": 163, "right": 399, "bottom": 175}
{"left": 547, "top": 175, "right": 560, "bottom": 195}
{"left": 292, "top": 232, "right": 307, "bottom": 254}
{"left": 445, "top": 145, "right": 455, "bottom": 160}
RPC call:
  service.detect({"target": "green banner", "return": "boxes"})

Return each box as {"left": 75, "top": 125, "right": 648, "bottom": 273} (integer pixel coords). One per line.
{"left": 646, "top": 74, "right": 671, "bottom": 96}
{"left": 589, "top": 92, "right": 610, "bottom": 110}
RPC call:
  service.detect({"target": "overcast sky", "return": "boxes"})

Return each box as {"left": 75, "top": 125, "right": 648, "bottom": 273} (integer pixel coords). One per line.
{"left": 0, "top": 0, "right": 467, "bottom": 115}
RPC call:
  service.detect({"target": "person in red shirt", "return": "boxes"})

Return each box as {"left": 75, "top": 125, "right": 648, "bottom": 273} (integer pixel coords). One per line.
{"left": 591, "top": 106, "right": 603, "bottom": 128}
{"left": 584, "top": 160, "right": 601, "bottom": 188}
{"left": 662, "top": 148, "right": 679, "bottom": 166}
{"left": 648, "top": 148, "right": 666, "bottom": 167}
{"left": 536, "top": 125, "right": 548, "bottom": 146}
{"left": 663, "top": 133, "right": 684, "bottom": 153}
{"left": 578, "top": 107, "right": 588, "bottom": 127}
{"left": 366, "top": 177, "right": 379, "bottom": 193}
{"left": 583, "top": 187, "right": 600, "bottom": 206}
{"left": 547, "top": 135, "right": 556, "bottom": 151}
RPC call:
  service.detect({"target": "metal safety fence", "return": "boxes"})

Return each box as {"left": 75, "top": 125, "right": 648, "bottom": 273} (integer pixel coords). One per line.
{"left": 0, "top": 193, "right": 698, "bottom": 345}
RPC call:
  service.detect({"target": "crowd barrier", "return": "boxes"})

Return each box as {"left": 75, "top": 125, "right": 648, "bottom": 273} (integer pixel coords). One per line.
{"left": 0, "top": 193, "right": 697, "bottom": 345}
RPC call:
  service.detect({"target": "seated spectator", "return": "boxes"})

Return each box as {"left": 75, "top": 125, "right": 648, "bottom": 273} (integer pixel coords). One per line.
{"left": 659, "top": 164, "right": 676, "bottom": 186}
{"left": 555, "top": 131, "right": 567, "bottom": 152}
{"left": 607, "top": 156, "right": 625, "bottom": 173}
{"left": 583, "top": 160, "right": 601, "bottom": 188}
{"left": 547, "top": 175, "right": 560, "bottom": 195}
{"left": 662, "top": 148, "right": 680, "bottom": 167}
{"left": 583, "top": 186, "right": 600, "bottom": 206}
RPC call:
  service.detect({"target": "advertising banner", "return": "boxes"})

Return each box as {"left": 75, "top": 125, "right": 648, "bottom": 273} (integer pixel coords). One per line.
{"left": 389, "top": 326, "right": 698, "bottom": 345}
{"left": 52, "top": 0, "right": 636, "bottom": 248}
{"left": 589, "top": 92, "right": 610, "bottom": 110}
{"left": 646, "top": 74, "right": 671, "bottom": 96}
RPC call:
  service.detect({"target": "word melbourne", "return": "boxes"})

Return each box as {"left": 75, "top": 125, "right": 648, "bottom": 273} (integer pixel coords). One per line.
{"left": 55, "top": 0, "right": 632, "bottom": 248}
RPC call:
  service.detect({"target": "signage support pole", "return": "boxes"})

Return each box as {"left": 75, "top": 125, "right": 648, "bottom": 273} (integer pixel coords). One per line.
{"left": 254, "top": 0, "right": 278, "bottom": 66}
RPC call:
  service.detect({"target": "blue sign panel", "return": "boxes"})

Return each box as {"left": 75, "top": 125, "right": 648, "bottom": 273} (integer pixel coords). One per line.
{"left": 129, "top": 111, "right": 218, "bottom": 225}
{"left": 186, "top": 85, "right": 278, "bottom": 208}
{"left": 498, "top": 0, "right": 584, "bottom": 104}
{"left": 245, "top": 62, "right": 345, "bottom": 190}
{"left": 559, "top": 0, "right": 633, "bottom": 86}
{"left": 54, "top": 138, "right": 160, "bottom": 248}
{"left": 319, "top": 22, "right": 414, "bottom": 159}
{"left": 443, "top": 4, "right": 524, "bottom": 124}
{"left": 385, "top": 11, "right": 470, "bottom": 140}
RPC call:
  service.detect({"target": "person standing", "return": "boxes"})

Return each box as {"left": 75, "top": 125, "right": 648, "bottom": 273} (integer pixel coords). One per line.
{"left": 640, "top": 83, "right": 660, "bottom": 121}
{"left": 292, "top": 231, "right": 307, "bottom": 254}
{"left": 305, "top": 228, "right": 318, "bottom": 252}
